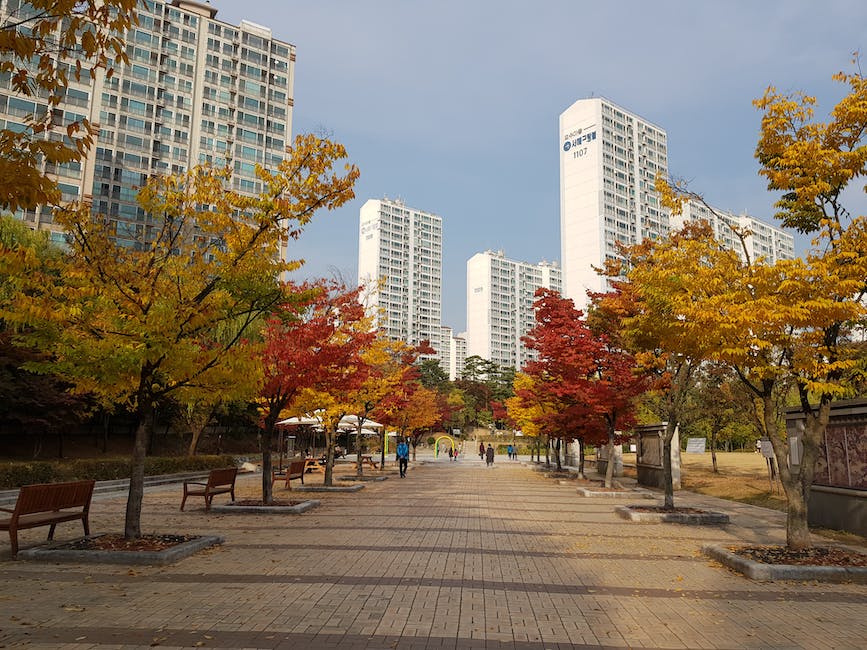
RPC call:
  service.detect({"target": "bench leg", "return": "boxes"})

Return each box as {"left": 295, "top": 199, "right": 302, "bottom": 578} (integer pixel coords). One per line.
{"left": 83, "top": 515, "right": 90, "bottom": 537}
{"left": 48, "top": 522, "right": 57, "bottom": 541}
{"left": 180, "top": 487, "right": 188, "bottom": 511}
{"left": 9, "top": 528, "right": 18, "bottom": 557}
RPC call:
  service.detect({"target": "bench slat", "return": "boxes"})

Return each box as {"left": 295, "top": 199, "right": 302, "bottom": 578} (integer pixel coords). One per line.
{"left": 2, "top": 480, "right": 95, "bottom": 557}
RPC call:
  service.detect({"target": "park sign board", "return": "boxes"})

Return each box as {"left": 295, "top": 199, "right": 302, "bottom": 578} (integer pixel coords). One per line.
{"left": 685, "top": 438, "right": 706, "bottom": 454}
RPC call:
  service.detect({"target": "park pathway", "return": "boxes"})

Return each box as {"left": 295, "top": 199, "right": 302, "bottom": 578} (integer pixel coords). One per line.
{"left": 0, "top": 454, "right": 865, "bottom": 649}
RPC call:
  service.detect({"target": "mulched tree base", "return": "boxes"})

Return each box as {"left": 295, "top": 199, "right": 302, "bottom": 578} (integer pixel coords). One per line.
{"left": 51, "top": 533, "right": 196, "bottom": 552}
{"left": 576, "top": 487, "right": 656, "bottom": 499}
{"left": 732, "top": 545, "right": 867, "bottom": 567}
{"left": 229, "top": 499, "right": 308, "bottom": 507}
{"left": 211, "top": 499, "right": 320, "bottom": 514}
{"left": 615, "top": 504, "right": 730, "bottom": 524}
{"left": 16, "top": 533, "right": 223, "bottom": 565}
{"left": 703, "top": 543, "right": 867, "bottom": 582}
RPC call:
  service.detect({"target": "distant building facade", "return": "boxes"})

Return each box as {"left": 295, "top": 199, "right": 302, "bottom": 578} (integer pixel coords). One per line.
{"left": 466, "top": 250, "right": 562, "bottom": 371}
{"left": 439, "top": 326, "right": 467, "bottom": 381}
{"left": 1, "top": 0, "right": 295, "bottom": 247}
{"left": 671, "top": 199, "right": 795, "bottom": 263}
{"left": 559, "top": 96, "right": 793, "bottom": 308}
{"left": 358, "top": 197, "right": 443, "bottom": 359}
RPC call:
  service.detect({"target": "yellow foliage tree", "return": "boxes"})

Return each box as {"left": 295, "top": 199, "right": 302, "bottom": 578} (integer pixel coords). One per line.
{"left": 347, "top": 337, "right": 419, "bottom": 474}
{"left": 0, "top": 0, "right": 138, "bottom": 211}
{"left": 0, "top": 134, "right": 359, "bottom": 537}
{"left": 639, "top": 67, "right": 867, "bottom": 548}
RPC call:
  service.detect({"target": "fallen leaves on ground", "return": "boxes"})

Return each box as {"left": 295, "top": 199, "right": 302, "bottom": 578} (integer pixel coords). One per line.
{"left": 730, "top": 545, "right": 867, "bottom": 567}
{"left": 52, "top": 534, "right": 197, "bottom": 552}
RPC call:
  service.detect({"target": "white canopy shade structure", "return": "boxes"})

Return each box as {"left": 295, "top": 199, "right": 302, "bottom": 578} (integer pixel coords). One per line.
{"left": 338, "top": 415, "right": 384, "bottom": 430}
{"left": 277, "top": 416, "right": 321, "bottom": 426}
{"left": 346, "top": 427, "right": 381, "bottom": 436}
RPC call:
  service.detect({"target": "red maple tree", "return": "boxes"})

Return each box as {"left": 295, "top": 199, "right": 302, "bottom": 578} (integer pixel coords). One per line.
{"left": 257, "top": 281, "right": 371, "bottom": 502}
{"left": 523, "top": 288, "right": 646, "bottom": 484}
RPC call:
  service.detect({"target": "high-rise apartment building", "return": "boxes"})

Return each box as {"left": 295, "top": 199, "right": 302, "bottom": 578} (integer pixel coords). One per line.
{"left": 560, "top": 97, "right": 794, "bottom": 307}
{"left": 1, "top": 0, "right": 295, "bottom": 245}
{"left": 358, "top": 197, "right": 443, "bottom": 359}
{"left": 466, "top": 250, "right": 562, "bottom": 371}
{"left": 671, "top": 199, "right": 795, "bottom": 263}
{"left": 559, "top": 97, "right": 668, "bottom": 307}
{"left": 439, "top": 326, "right": 467, "bottom": 381}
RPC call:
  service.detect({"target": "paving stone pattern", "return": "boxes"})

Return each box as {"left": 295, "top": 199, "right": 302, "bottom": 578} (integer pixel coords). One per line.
{"left": 1, "top": 455, "right": 865, "bottom": 649}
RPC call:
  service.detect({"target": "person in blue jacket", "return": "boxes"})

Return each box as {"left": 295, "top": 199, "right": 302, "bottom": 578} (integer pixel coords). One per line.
{"left": 396, "top": 438, "right": 410, "bottom": 477}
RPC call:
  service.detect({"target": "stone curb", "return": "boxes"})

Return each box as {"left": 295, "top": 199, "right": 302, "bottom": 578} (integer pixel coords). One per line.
{"left": 615, "top": 505, "right": 730, "bottom": 525}
{"left": 337, "top": 475, "right": 389, "bottom": 482}
{"left": 211, "top": 499, "right": 321, "bottom": 513}
{"left": 702, "top": 543, "right": 867, "bottom": 583}
{"left": 576, "top": 487, "right": 656, "bottom": 498}
{"left": 293, "top": 484, "right": 367, "bottom": 492}
{"left": 17, "top": 534, "right": 223, "bottom": 565}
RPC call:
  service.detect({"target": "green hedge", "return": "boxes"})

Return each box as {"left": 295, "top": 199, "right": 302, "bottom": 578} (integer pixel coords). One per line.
{"left": 0, "top": 455, "right": 238, "bottom": 490}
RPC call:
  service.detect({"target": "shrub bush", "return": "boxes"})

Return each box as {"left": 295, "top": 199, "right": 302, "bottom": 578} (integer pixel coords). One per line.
{"left": 0, "top": 454, "right": 238, "bottom": 489}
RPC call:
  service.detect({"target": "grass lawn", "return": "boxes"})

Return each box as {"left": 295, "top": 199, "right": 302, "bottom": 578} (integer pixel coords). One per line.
{"left": 620, "top": 450, "right": 866, "bottom": 549}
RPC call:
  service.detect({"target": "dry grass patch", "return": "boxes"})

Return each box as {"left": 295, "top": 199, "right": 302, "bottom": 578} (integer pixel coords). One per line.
{"left": 620, "top": 451, "right": 867, "bottom": 549}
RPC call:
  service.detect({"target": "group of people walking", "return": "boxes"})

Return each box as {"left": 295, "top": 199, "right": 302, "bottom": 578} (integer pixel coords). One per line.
{"left": 477, "top": 442, "right": 519, "bottom": 466}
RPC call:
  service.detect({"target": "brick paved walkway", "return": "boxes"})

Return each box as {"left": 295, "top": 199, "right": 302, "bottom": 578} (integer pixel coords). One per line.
{"left": 1, "top": 454, "right": 865, "bottom": 649}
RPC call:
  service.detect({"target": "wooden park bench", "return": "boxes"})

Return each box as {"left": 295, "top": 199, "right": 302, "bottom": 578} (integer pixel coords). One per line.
{"left": 0, "top": 479, "right": 95, "bottom": 557}
{"left": 271, "top": 459, "right": 306, "bottom": 489}
{"left": 180, "top": 467, "right": 237, "bottom": 511}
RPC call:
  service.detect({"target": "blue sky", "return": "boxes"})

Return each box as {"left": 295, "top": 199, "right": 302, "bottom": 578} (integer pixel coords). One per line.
{"left": 218, "top": 1, "right": 867, "bottom": 332}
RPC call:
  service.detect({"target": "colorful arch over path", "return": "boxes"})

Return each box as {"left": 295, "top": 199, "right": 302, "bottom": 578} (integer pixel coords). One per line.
{"left": 434, "top": 435, "right": 456, "bottom": 458}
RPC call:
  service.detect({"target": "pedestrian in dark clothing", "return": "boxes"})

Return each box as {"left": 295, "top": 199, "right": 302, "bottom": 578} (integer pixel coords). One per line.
{"left": 479, "top": 441, "right": 485, "bottom": 460}
{"left": 486, "top": 444, "right": 495, "bottom": 467}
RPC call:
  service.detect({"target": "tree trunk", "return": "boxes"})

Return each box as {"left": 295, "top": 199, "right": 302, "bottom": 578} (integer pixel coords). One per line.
{"left": 604, "top": 430, "right": 616, "bottom": 489}
{"left": 379, "top": 430, "right": 385, "bottom": 471}
{"left": 710, "top": 428, "right": 718, "bottom": 473}
{"left": 355, "top": 422, "right": 364, "bottom": 476}
{"left": 32, "top": 432, "right": 43, "bottom": 459}
{"left": 555, "top": 438, "right": 562, "bottom": 471}
{"left": 124, "top": 400, "right": 153, "bottom": 539}
{"left": 260, "top": 424, "right": 274, "bottom": 505}
{"left": 577, "top": 439, "right": 585, "bottom": 479}
{"left": 766, "top": 388, "right": 829, "bottom": 551}
{"left": 544, "top": 435, "right": 551, "bottom": 467}
{"left": 324, "top": 428, "right": 336, "bottom": 486}
{"left": 187, "top": 424, "right": 206, "bottom": 456}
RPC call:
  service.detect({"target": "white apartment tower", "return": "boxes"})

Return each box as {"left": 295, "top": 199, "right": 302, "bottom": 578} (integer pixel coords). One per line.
{"left": 439, "top": 326, "right": 467, "bottom": 381}
{"left": 466, "top": 250, "right": 562, "bottom": 371}
{"left": 559, "top": 97, "right": 668, "bottom": 308}
{"left": 0, "top": 0, "right": 295, "bottom": 245}
{"left": 358, "top": 197, "right": 443, "bottom": 359}
{"left": 671, "top": 199, "right": 795, "bottom": 263}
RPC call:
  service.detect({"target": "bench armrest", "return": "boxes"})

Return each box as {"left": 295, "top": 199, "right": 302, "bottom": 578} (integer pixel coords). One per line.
{"left": 184, "top": 481, "right": 207, "bottom": 487}
{"left": 0, "top": 506, "right": 14, "bottom": 513}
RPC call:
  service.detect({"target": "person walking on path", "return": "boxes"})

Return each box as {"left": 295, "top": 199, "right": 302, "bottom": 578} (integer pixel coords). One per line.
{"left": 479, "top": 441, "right": 485, "bottom": 460}
{"left": 507, "top": 444, "right": 513, "bottom": 460}
{"left": 397, "top": 438, "right": 409, "bottom": 477}
{"left": 448, "top": 446, "right": 454, "bottom": 461}
{"left": 486, "top": 443, "right": 495, "bottom": 467}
